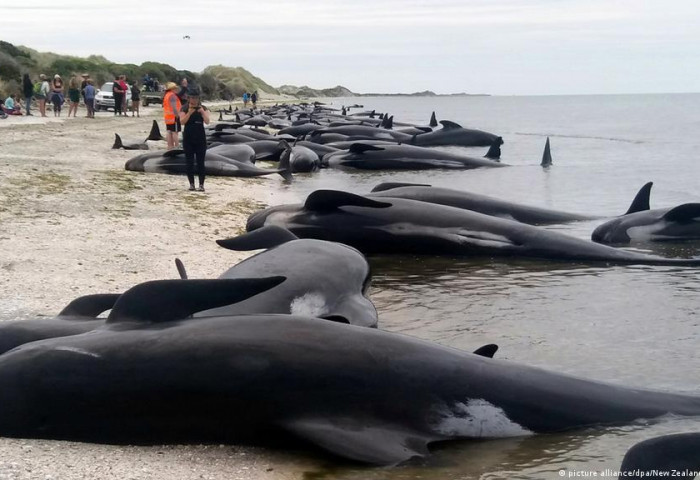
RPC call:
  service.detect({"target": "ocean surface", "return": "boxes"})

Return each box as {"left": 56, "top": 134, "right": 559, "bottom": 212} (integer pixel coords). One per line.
{"left": 266, "top": 94, "right": 700, "bottom": 479}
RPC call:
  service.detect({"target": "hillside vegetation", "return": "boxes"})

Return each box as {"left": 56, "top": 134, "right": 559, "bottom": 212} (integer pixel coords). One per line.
{"left": 0, "top": 40, "right": 280, "bottom": 100}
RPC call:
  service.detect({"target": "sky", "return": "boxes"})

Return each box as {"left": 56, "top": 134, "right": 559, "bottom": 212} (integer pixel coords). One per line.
{"left": 2, "top": 0, "right": 699, "bottom": 95}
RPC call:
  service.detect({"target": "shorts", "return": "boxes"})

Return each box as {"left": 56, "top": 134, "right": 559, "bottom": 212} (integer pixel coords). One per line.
{"left": 166, "top": 119, "right": 181, "bottom": 132}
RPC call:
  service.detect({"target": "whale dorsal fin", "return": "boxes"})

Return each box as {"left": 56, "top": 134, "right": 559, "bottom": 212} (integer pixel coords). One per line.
{"left": 349, "top": 143, "right": 385, "bottom": 154}
{"left": 440, "top": 120, "right": 462, "bottom": 130}
{"left": 663, "top": 203, "right": 700, "bottom": 223}
{"left": 305, "top": 190, "right": 392, "bottom": 212}
{"left": 217, "top": 226, "right": 299, "bottom": 251}
{"left": 58, "top": 293, "right": 122, "bottom": 318}
{"left": 473, "top": 344, "right": 499, "bottom": 358}
{"left": 429, "top": 111, "right": 438, "bottom": 128}
{"left": 106, "top": 278, "right": 285, "bottom": 324}
{"left": 112, "top": 133, "right": 123, "bottom": 149}
{"left": 146, "top": 120, "right": 164, "bottom": 141}
{"left": 484, "top": 137, "right": 502, "bottom": 160}
{"left": 370, "top": 182, "right": 432, "bottom": 193}
{"left": 625, "top": 182, "right": 653, "bottom": 214}
{"left": 285, "top": 418, "right": 433, "bottom": 465}
{"left": 541, "top": 137, "right": 552, "bottom": 167}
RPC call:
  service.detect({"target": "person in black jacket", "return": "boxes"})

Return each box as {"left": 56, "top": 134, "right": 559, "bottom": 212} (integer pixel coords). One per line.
{"left": 179, "top": 87, "right": 210, "bottom": 191}
{"left": 22, "top": 74, "right": 33, "bottom": 116}
{"left": 112, "top": 76, "right": 124, "bottom": 116}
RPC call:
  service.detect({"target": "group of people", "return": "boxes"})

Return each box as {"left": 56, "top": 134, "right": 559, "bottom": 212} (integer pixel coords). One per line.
{"left": 111, "top": 75, "right": 141, "bottom": 118}
{"left": 1, "top": 73, "right": 97, "bottom": 118}
{"left": 242, "top": 91, "right": 258, "bottom": 108}
{"left": 2, "top": 72, "right": 150, "bottom": 119}
{"left": 162, "top": 78, "right": 210, "bottom": 192}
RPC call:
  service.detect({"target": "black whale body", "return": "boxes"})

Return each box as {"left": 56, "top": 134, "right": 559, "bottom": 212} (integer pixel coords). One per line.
{"left": 1, "top": 300, "right": 699, "bottom": 465}
{"left": 246, "top": 190, "right": 700, "bottom": 265}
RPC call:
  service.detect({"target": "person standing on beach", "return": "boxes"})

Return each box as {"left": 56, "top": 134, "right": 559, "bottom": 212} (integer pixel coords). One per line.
{"left": 177, "top": 78, "right": 188, "bottom": 104}
{"left": 36, "top": 74, "right": 49, "bottom": 117}
{"left": 80, "top": 73, "right": 89, "bottom": 104}
{"left": 51, "top": 74, "right": 64, "bottom": 117}
{"left": 130, "top": 81, "right": 141, "bottom": 117}
{"left": 179, "top": 87, "right": 210, "bottom": 191}
{"left": 112, "top": 75, "right": 125, "bottom": 116}
{"left": 242, "top": 92, "right": 249, "bottom": 108}
{"left": 67, "top": 76, "right": 80, "bottom": 117}
{"left": 118, "top": 75, "right": 129, "bottom": 114}
{"left": 251, "top": 91, "right": 258, "bottom": 109}
{"left": 163, "top": 82, "right": 181, "bottom": 150}
{"left": 22, "top": 73, "right": 33, "bottom": 116}
{"left": 84, "top": 80, "right": 95, "bottom": 118}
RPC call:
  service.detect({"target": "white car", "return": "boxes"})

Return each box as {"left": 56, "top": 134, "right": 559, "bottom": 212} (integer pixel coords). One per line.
{"left": 94, "top": 82, "right": 132, "bottom": 111}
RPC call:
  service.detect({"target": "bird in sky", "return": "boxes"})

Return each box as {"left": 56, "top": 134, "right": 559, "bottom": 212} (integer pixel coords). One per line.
{"left": 183, "top": 35, "right": 191, "bottom": 40}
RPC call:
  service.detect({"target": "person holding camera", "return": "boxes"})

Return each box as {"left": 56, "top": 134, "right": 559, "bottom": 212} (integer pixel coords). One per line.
{"left": 179, "top": 87, "right": 210, "bottom": 191}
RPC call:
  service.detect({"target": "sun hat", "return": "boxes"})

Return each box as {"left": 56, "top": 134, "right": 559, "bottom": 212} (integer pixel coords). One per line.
{"left": 81, "top": 73, "right": 89, "bottom": 77}
{"left": 165, "top": 82, "right": 178, "bottom": 91}
{"left": 54, "top": 74, "right": 61, "bottom": 78}
{"left": 39, "top": 74, "right": 46, "bottom": 80}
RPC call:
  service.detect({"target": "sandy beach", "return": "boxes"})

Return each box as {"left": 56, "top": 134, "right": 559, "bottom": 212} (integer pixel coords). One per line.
{"left": 0, "top": 103, "right": 314, "bottom": 480}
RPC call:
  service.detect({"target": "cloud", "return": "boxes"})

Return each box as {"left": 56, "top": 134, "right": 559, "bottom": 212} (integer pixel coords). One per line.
{"left": 2, "top": 0, "right": 700, "bottom": 94}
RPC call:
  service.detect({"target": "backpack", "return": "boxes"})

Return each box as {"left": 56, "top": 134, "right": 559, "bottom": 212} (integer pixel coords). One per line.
{"left": 33, "top": 82, "right": 42, "bottom": 96}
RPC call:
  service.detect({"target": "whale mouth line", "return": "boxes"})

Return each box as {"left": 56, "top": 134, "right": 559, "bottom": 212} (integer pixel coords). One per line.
{"left": 319, "top": 315, "right": 350, "bottom": 324}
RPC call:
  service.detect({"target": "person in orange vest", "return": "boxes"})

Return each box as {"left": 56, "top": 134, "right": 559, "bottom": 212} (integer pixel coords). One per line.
{"left": 163, "top": 82, "right": 182, "bottom": 150}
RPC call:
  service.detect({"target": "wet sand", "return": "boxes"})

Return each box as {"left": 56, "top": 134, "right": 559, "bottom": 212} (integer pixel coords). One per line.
{"left": 0, "top": 102, "right": 313, "bottom": 480}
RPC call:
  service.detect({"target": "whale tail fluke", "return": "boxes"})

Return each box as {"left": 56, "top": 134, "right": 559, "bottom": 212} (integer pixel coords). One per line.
{"left": 541, "top": 137, "right": 552, "bottom": 167}
{"left": 112, "top": 133, "right": 123, "bottom": 149}
{"left": 218, "top": 110, "right": 223, "bottom": 121}
{"left": 484, "top": 137, "right": 503, "bottom": 160}
{"left": 146, "top": 120, "right": 165, "bottom": 141}
{"left": 624, "top": 182, "right": 653, "bottom": 215}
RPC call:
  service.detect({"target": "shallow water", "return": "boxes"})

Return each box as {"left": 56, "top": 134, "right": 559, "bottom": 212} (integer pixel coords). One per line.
{"left": 268, "top": 94, "right": 700, "bottom": 478}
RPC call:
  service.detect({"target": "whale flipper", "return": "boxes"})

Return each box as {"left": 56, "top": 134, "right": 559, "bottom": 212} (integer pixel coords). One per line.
{"left": 285, "top": 418, "right": 433, "bottom": 465}
{"left": 217, "top": 226, "right": 299, "bottom": 251}
{"left": 349, "top": 143, "right": 385, "bottom": 154}
{"left": 663, "top": 203, "right": 700, "bottom": 223}
{"left": 429, "top": 111, "right": 438, "bottom": 128}
{"left": 106, "top": 278, "right": 285, "bottom": 324}
{"left": 146, "top": 120, "right": 165, "bottom": 141}
{"left": 625, "top": 182, "right": 653, "bottom": 214}
{"left": 305, "top": 190, "right": 392, "bottom": 212}
{"left": 541, "top": 137, "right": 552, "bottom": 167}
{"left": 112, "top": 133, "right": 124, "bottom": 149}
{"left": 174, "top": 258, "right": 188, "bottom": 279}
{"left": 370, "top": 182, "right": 432, "bottom": 193}
{"left": 58, "top": 293, "right": 122, "bottom": 318}
{"left": 277, "top": 146, "right": 293, "bottom": 182}
{"left": 473, "top": 344, "right": 499, "bottom": 358}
